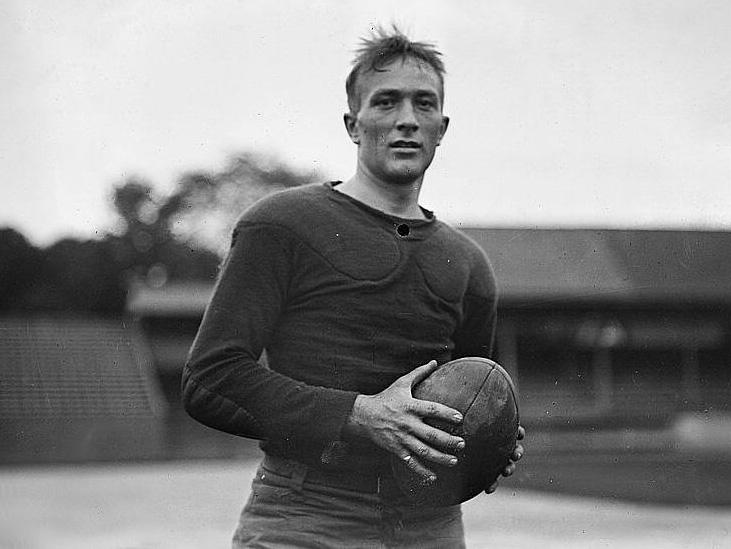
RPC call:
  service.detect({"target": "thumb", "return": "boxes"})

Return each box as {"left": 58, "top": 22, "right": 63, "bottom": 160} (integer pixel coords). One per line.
{"left": 403, "top": 360, "right": 439, "bottom": 389}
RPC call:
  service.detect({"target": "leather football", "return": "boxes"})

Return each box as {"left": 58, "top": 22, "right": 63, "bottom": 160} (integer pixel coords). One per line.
{"left": 390, "top": 357, "right": 520, "bottom": 506}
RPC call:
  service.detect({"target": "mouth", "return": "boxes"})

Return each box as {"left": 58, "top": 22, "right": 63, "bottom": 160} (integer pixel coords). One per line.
{"left": 389, "top": 140, "right": 422, "bottom": 150}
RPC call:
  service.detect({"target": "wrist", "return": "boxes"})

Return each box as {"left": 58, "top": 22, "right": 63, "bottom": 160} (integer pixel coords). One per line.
{"left": 342, "top": 394, "right": 370, "bottom": 441}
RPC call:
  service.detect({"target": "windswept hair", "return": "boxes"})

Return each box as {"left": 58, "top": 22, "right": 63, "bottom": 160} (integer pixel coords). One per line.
{"left": 345, "top": 25, "right": 446, "bottom": 114}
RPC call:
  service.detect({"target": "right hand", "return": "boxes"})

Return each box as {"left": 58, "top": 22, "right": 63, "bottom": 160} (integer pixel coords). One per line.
{"left": 345, "top": 360, "right": 465, "bottom": 481}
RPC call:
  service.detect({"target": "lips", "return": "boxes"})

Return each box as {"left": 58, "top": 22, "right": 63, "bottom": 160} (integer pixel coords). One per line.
{"left": 389, "top": 140, "right": 421, "bottom": 149}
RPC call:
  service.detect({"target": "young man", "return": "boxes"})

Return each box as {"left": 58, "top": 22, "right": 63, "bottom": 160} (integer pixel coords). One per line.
{"left": 182, "top": 27, "right": 524, "bottom": 548}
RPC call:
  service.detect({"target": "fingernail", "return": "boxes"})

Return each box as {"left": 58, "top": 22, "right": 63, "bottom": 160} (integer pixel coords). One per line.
{"left": 456, "top": 440, "right": 465, "bottom": 450}
{"left": 449, "top": 458, "right": 458, "bottom": 466}
{"left": 421, "top": 475, "right": 436, "bottom": 486}
{"left": 453, "top": 413, "right": 463, "bottom": 422}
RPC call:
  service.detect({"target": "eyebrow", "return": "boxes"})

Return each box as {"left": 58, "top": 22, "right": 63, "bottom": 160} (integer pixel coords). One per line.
{"left": 370, "top": 88, "right": 440, "bottom": 99}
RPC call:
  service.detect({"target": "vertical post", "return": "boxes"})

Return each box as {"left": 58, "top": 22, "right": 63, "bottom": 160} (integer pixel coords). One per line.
{"left": 497, "top": 318, "right": 519, "bottom": 395}
{"left": 593, "top": 347, "right": 613, "bottom": 412}
{"left": 681, "top": 347, "right": 701, "bottom": 408}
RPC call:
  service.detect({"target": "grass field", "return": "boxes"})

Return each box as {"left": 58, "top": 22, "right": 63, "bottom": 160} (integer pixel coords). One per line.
{"left": 1, "top": 458, "right": 730, "bottom": 549}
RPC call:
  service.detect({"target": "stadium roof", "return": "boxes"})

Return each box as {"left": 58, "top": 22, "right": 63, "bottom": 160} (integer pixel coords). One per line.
{"left": 462, "top": 228, "right": 731, "bottom": 306}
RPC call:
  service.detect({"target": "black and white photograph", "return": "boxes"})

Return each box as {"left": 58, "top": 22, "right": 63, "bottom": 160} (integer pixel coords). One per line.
{"left": 1, "top": 1, "right": 731, "bottom": 547}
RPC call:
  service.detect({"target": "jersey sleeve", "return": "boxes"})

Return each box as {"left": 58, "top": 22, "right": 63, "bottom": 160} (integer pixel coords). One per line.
{"left": 451, "top": 244, "right": 499, "bottom": 360}
{"left": 181, "top": 218, "right": 358, "bottom": 466}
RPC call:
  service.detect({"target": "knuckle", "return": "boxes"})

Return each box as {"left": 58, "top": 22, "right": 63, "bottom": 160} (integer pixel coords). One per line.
{"left": 403, "top": 401, "right": 417, "bottom": 414}
{"left": 423, "top": 430, "right": 439, "bottom": 444}
{"left": 416, "top": 402, "right": 434, "bottom": 416}
{"left": 407, "top": 459, "right": 424, "bottom": 473}
{"left": 399, "top": 420, "right": 415, "bottom": 435}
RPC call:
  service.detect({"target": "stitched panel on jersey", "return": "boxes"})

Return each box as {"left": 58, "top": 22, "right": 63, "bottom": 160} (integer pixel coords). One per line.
{"left": 414, "top": 244, "right": 471, "bottom": 303}
{"left": 305, "top": 224, "right": 400, "bottom": 281}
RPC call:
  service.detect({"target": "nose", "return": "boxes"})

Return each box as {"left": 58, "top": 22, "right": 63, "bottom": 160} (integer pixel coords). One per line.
{"left": 395, "top": 101, "right": 419, "bottom": 132}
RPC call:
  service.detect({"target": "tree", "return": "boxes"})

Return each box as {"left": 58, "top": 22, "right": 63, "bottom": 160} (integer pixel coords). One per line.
{"left": 0, "top": 229, "right": 126, "bottom": 314}
{"left": 106, "top": 177, "right": 220, "bottom": 288}
{"left": 107, "top": 151, "right": 317, "bottom": 283}
{"left": 32, "top": 238, "right": 127, "bottom": 313}
{"left": 0, "top": 227, "right": 43, "bottom": 310}
{"left": 0, "top": 151, "right": 316, "bottom": 314}
{"left": 162, "top": 152, "right": 320, "bottom": 254}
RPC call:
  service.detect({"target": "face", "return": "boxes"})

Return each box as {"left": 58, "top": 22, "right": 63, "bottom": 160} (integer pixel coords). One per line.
{"left": 345, "top": 57, "right": 449, "bottom": 186}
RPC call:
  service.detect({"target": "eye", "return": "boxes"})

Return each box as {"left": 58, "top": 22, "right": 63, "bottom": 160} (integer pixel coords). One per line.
{"left": 374, "top": 96, "right": 395, "bottom": 108}
{"left": 417, "top": 97, "right": 437, "bottom": 110}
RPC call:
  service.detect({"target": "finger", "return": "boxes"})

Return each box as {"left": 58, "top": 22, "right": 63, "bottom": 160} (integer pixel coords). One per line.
{"left": 404, "top": 434, "right": 460, "bottom": 468}
{"left": 501, "top": 461, "right": 517, "bottom": 477}
{"left": 484, "top": 480, "right": 498, "bottom": 494}
{"left": 517, "top": 425, "right": 525, "bottom": 440}
{"left": 411, "top": 421, "right": 465, "bottom": 454}
{"left": 400, "top": 360, "right": 439, "bottom": 388}
{"left": 512, "top": 443, "right": 524, "bottom": 461}
{"left": 411, "top": 398, "right": 463, "bottom": 425}
{"left": 398, "top": 452, "right": 437, "bottom": 483}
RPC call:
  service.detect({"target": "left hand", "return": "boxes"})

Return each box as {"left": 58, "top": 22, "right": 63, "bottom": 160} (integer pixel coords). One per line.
{"left": 484, "top": 425, "right": 525, "bottom": 494}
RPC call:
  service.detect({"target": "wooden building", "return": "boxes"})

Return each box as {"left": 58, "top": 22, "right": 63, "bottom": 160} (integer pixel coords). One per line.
{"left": 463, "top": 228, "right": 731, "bottom": 431}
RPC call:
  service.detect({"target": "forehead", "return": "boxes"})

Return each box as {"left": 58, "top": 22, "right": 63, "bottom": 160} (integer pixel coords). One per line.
{"left": 356, "top": 57, "right": 443, "bottom": 100}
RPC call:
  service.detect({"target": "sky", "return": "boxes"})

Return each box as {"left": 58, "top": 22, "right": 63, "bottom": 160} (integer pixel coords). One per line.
{"left": 2, "top": 0, "right": 730, "bottom": 246}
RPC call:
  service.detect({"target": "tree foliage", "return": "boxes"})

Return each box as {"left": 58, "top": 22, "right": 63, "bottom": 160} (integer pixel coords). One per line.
{"left": 106, "top": 176, "right": 219, "bottom": 287}
{"left": 0, "top": 228, "right": 125, "bottom": 313}
{"left": 0, "top": 228, "right": 43, "bottom": 310}
{"left": 146, "top": 152, "right": 319, "bottom": 254}
{"left": 0, "top": 151, "right": 317, "bottom": 314}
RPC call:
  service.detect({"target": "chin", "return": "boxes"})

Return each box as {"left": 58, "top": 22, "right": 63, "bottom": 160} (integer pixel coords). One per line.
{"left": 383, "top": 163, "right": 428, "bottom": 185}
{"left": 383, "top": 171, "right": 423, "bottom": 186}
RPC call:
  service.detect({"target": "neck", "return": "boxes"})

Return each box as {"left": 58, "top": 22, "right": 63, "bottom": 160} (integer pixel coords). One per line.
{"left": 337, "top": 169, "right": 426, "bottom": 220}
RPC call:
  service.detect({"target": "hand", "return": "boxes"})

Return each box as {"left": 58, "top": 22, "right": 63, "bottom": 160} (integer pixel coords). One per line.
{"left": 344, "top": 360, "right": 465, "bottom": 481}
{"left": 484, "top": 425, "right": 525, "bottom": 494}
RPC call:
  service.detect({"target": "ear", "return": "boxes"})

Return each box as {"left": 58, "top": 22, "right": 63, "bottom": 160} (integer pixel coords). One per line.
{"left": 436, "top": 115, "right": 450, "bottom": 146}
{"left": 343, "top": 112, "right": 360, "bottom": 145}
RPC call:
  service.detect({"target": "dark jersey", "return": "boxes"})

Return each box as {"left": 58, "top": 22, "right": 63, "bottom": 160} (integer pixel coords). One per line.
{"left": 182, "top": 182, "right": 498, "bottom": 470}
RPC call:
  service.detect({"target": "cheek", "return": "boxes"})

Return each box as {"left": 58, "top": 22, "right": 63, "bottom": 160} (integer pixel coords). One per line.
{"left": 424, "top": 119, "right": 446, "bottom": 139}
{"left": 363, "top": 127, "right": 388, "bottom": 146}
{"left": 360, "top": 117, "right": 391, "bottom": 143}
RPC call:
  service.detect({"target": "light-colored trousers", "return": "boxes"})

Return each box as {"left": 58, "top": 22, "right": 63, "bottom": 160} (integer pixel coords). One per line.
{"left": 232, "top": 460, "right": 466, "bottom": 549}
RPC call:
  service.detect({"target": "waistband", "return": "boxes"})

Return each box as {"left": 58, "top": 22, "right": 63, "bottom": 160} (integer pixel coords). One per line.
{"left": 261, "top": 454, "right": 407, "bottom": 501}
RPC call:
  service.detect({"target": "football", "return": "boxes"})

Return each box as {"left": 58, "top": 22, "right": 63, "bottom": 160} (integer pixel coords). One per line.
{"left": 390, "top": 357, "right": 520, "bottom": 506}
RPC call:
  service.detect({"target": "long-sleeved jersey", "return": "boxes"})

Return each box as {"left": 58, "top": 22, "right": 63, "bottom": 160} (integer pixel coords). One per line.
{"left": 182, "top": 181, "right": 497, "bottom": 471}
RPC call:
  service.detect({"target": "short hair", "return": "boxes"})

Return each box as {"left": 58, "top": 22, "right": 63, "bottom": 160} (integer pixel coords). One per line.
{"left": 345, "top": 26, "right": 446, "bottom": 115}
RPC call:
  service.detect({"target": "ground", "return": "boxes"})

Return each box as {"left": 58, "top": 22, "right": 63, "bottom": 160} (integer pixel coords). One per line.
{"left": 1, "top": 458, "right": 730, "bottom": 549}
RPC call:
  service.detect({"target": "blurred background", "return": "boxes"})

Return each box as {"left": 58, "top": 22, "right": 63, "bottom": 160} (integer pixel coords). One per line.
{"left": 2, "top": 0, "right": 731, "bottom": 547}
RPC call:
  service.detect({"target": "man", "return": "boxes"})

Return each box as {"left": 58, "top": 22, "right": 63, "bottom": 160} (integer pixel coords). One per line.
{"left": 182, "top": 27, "right": 524, "bottom": 548}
